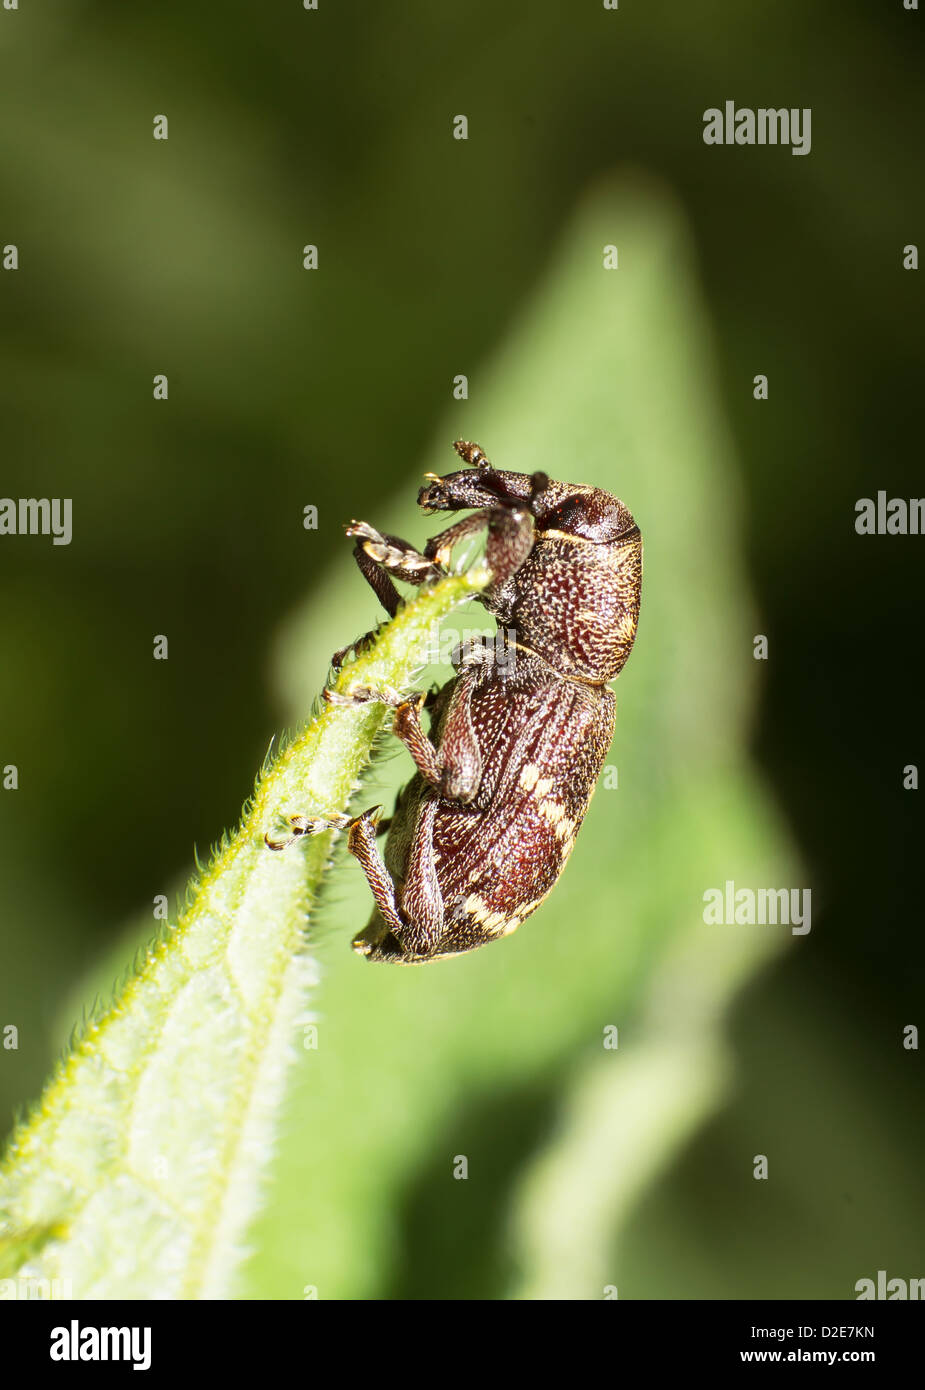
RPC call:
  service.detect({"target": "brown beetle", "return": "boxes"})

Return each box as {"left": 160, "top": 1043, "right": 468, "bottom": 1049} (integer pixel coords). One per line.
{"left": 268, "top": 441, "right": 642, "bottom": 964}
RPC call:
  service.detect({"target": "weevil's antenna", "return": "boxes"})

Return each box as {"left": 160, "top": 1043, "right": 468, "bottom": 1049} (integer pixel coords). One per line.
{"left": 528, "top": 470, "right": 550, "bottom": 514}
{"left": 453, "top": 440, "right": 493, "bottom": 470}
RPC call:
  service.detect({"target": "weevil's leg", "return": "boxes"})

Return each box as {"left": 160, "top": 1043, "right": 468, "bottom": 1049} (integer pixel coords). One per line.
{"left": 421, "top": 681, "right": 442, "bottom": 709}
{"left": 392, "top": 667, "right": 483, "bottom": 803}
{"left": 422, "top": 504, "right": 534, "bottom": 592}
{"left": 323, "top": 680, "right": 406, "bottom": 708}
{"left": 347, "top": 521, "right": 444, "bottom": 589}
{"left": 344, "top": 810, "right": 406, "bottom": 937}
{"left": 350, "top": 539, "right": 403, "bottom": 619}
{"left": 392, "top": 694, "right": 443, "bottom": 786}
{"left": 264, "top": 811, "right": 353, "bottom": 852}
{"left": 331, "top": 617, "right": 387, "bottom": 673}
{"left": 393, "top": 798, "right": 444, "bottom": 958}
{"left": 435, "top": 644, "right": 491, "bottom": 801}
{"left": 423, "top": 510, "right": 494, "bottom": 567}
{"left": 265, "top": 804, "right": 390, "bottom": 852}
{"left": 330, "top": 521, "right": 446, "bottom": 672}
{"left": 485, "top": 504, "right": 535, "bottom": 587}
{"left": 328, "top": 539, "right": 397, "bottom": 672}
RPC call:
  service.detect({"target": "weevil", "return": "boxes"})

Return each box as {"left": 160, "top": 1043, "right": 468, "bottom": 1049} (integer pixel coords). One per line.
{"left": 267, "top": 440, "right": 642, "bottom": 963}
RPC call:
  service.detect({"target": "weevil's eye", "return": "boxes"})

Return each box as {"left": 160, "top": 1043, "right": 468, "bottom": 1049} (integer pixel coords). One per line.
{"left": 541, "top": 491, "right": 636, "bottom": 543}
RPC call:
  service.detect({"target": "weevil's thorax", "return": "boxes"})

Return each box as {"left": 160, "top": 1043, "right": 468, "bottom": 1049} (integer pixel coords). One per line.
{"left": 491, "top": 484, "right": 642, "bottom": 684}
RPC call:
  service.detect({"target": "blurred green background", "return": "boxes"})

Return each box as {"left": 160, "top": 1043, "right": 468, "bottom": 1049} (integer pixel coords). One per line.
{"left": 0, "top": 1, "right": 922, "bottom": 1299}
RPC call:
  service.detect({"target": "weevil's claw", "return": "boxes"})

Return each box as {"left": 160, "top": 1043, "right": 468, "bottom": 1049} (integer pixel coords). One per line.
{"left": 265, "top": 830, "right": 293, "bottom": 851}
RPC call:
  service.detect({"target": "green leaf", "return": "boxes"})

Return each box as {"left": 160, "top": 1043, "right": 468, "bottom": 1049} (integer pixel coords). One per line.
{"left": 0, "top": 566, "right": 488, "bottom": 1299}
{"left": 240, "top": 174, "right": 801, "bottom": 1300}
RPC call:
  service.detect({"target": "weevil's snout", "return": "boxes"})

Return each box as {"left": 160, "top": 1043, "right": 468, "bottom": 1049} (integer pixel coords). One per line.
{"left": 417, "top": 478, "right": 446, "bottom": 513}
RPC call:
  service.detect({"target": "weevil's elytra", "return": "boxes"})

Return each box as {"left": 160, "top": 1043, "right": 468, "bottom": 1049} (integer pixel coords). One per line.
{"left": 267, "top": 440, "right": 642, "bottom": 964}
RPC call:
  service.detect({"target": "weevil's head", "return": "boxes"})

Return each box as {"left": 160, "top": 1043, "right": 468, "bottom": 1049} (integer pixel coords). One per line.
{"left": 417, "top": 443, "right": 643, "bottom": 685}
